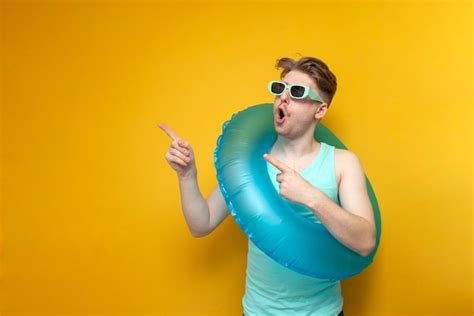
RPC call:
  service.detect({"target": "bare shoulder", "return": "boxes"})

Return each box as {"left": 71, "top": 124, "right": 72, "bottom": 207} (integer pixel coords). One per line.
{"left": 334, "top": 148, "right": 363, "bottom": 190}
{"left": 334, "top": 147, "right": 375, "bottom": 230}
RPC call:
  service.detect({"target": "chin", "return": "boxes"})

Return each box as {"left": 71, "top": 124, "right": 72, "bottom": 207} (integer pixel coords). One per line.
{"left": 274, "top": 124, "right": 290, "bottom": 137}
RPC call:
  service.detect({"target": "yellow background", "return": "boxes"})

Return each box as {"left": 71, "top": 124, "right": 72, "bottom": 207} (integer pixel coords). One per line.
{"left": 1, "top": 0, "right": 472, "bottom": 315}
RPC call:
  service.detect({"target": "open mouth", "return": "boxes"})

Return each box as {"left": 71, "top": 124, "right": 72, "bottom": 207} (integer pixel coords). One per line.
{"left": 276, "top": 106, "right": 286, "bottom": 124}
{"left": 279, "top": 108, "right": 285, "bottom": 119}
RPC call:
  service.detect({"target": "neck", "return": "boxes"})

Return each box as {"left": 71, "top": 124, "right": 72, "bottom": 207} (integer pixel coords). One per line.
{"left": 272, "top": 129, "right": 320, "bottom": 159}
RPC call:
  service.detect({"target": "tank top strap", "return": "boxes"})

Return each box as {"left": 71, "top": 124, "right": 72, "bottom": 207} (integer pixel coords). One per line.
{"left": 300, "top": 142, "right": 329, "bottom": 176}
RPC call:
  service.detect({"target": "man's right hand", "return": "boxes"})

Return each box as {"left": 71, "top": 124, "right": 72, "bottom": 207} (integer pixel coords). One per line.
{"left": 158, "top": 123, "right": 197, "bottom": 179}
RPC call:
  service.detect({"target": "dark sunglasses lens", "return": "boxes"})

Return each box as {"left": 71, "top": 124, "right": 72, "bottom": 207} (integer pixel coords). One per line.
{"left": 290, "top": 85, "right": 306, "bottom": 98}
{"left": 271, "top": 82, "right": 285, "bottom": 94}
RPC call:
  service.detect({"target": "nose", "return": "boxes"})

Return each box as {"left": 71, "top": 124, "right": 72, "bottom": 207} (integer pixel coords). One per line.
{"left": 279, "top": 88, "right": 290, "bottom": 101}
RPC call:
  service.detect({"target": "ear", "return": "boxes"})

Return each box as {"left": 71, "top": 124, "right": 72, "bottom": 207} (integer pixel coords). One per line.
{"left": 314, "top": 103, "right": 328, "bottom": 120}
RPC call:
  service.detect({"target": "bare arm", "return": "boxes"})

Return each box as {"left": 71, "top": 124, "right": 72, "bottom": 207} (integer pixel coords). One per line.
{"left": 205, "top": 185, "right": 231, "bottom": 235}
{"left": 159, "top": 123, "right": 229, "bottom": 237}
{"left": 264, "top": 150, "right": 376, "bottom": 257}
{"left": 178, "top": 178, "right": 229, "bottom": 237}
{"left": 306, "top": 150, "right": 376, "bottom": 256}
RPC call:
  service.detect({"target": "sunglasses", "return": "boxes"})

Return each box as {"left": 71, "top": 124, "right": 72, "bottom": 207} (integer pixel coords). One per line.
{"left": 268, "top": 80, "right": 324, "bottom": 103}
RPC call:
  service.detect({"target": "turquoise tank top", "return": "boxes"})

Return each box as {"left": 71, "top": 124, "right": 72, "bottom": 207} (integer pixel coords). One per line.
{"left": 242, "top": 142, "right": 343, "bottom": 315}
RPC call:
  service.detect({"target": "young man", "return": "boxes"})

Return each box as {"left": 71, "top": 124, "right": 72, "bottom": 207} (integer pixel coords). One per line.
{"left": 159, "top": 56, "right": 376, "bottom": 316}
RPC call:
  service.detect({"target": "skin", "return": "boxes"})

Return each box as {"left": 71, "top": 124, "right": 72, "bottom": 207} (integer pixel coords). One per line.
{"left": 159, "top": 70, "right": 376, "bottom": 257}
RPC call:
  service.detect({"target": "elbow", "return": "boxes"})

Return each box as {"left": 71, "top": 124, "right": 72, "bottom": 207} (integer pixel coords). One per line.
{"left": 188, "top": 218, "right": 212, "bottom": 238}
{"left": 359, "top": 233, "right": 376, "bottom": 257}
{"left": 190, "top": 228, "right": 210, "bottom": 238}
{"left": 359, "top": 246, "right": 374, "bottom": 257}
{"left": 359, "top": 221, "right": 377, "bottom": 257}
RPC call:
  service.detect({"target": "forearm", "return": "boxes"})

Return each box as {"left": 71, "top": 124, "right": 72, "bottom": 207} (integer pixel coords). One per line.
{"left": 305, "top": 188, "right": 375, "bottom": 257}
{"left": 177, "top": 174, "right": 211, "bottom": 237}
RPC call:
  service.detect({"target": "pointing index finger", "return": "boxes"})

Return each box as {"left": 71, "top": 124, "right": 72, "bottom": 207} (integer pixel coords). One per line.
{"left": 158, "top": 123, "right": 180, "bottom": 141}
{"left": 263, "top": 154, "right": 291, "bottom": 172}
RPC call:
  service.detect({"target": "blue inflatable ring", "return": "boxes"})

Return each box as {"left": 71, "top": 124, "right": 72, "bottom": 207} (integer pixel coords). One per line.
{"left": 214, "top": 104, "right": 381, "bottom": 280}
{"left": 214, "top": 103, "right": 381, "bottom": 280}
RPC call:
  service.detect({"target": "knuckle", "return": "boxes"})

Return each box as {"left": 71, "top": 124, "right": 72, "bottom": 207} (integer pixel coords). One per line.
{"left": 172, "top": 157, "right": 183, "bottom": 165}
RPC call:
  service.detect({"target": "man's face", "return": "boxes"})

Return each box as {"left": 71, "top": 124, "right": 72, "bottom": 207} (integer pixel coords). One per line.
{"left": 272, "top": 70, "right": 327, "bottom": 138}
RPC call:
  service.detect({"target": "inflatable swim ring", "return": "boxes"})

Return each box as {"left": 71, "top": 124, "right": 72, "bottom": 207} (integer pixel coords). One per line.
{"left": 214, "top": 103, "right": 381, "bottom": 280}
